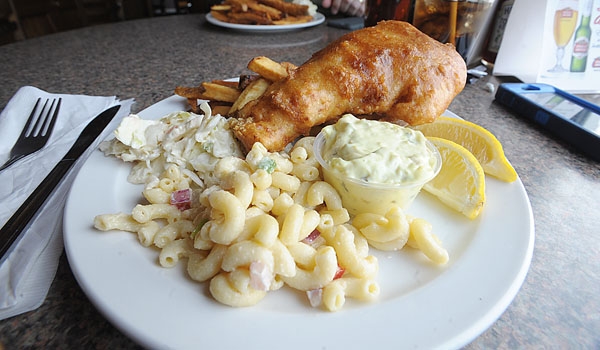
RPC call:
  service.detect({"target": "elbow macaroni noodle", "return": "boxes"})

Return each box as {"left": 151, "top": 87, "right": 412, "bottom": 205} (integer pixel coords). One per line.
{"left": 94, "top": 135, "right": 448, "bottom": 311}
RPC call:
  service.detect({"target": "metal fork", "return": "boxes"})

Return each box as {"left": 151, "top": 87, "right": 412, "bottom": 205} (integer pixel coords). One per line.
{"left": 0, "top": 98, "right": 62, "bottom": 172}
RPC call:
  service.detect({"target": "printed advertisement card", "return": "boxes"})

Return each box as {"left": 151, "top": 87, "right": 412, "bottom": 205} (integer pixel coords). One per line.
{"left": 494, "top": 0, "right": 600, "bottom": 93}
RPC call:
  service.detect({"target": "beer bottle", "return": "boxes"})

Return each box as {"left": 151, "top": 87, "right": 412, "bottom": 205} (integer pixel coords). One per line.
{"left": 481, "top": 0, "right": 514, "bottom": 65}
{"left": 570, "top": 0, "right": 593, "bottom": 72}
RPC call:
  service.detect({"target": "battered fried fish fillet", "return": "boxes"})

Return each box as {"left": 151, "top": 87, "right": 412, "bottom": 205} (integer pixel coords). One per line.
{"left": 231, "top": 20, "right": 467, "bottom": 152}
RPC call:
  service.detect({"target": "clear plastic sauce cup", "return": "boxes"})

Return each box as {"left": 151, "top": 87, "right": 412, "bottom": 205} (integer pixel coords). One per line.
{"left": 314, "top": 124, "right": 441, "bottom": 216}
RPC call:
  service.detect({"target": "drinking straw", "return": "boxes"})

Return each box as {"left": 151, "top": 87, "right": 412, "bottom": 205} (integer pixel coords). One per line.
{"left": 448, "top": 0, "right": 458, "bottom": 45}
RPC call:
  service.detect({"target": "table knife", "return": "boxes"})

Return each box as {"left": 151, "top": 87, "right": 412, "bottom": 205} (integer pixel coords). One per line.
{"left": 0, "top": 104, "right": 121, "bottom": 263}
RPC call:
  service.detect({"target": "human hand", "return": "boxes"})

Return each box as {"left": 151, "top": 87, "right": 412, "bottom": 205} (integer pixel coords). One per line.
{"left": 321, "top": 0, "right": 365, "bottom": 17}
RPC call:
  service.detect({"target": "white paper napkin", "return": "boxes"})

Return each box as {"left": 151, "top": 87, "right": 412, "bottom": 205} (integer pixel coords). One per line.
{"left": 0, "top": 86, "right": 134, "bottom": 320}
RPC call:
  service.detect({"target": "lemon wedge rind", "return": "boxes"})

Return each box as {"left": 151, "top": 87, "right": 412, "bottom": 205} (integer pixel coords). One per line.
{"left": 424, "top": 137, "right": 486, "bottom": 220}
{"left": 415, "top": 116, "right": 517, "bottom": 182}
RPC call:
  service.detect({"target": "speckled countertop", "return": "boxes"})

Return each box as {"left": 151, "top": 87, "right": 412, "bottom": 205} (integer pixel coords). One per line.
{"left": 0, "top": 13, "right": 599, "bottom": 349}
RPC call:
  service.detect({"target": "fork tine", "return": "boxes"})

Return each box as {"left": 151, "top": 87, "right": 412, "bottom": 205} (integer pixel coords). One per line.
{"left": 29, "top": 99, "right": 52, "bottom": 137}
{"left": 0, "top": 97, "right": 61, "bottom": 172}
{"left": 39, "top": 98, "right": 61, "bottom": 137}
{"left": 18, "top": 98, "right": 43, "bottom": 139}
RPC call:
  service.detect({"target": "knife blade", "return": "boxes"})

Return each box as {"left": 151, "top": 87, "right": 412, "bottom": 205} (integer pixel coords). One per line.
{"left": 0, "top": 104, "right": 121, "bottom": 263}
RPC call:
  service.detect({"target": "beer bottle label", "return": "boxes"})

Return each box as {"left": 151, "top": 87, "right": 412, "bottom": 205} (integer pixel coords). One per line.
{"left": 487, "top": 0, "right": 514, "bottom": 54}
{"left": 572, "top": 38, "right": 590, "bottom": 58}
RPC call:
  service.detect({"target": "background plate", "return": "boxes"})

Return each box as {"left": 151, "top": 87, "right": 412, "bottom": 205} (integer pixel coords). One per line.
{"left": 64, "top": 95, "right": 534, "bottom": 350}
{"left": 205, "top": 12, "right": 325, "bottom": 33}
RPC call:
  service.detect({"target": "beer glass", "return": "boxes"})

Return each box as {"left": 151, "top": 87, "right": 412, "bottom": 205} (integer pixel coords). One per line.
{"left": 411, "top": 0, "right": 496, "bottom": 63}
{"left": 549, "top": 0, "right": 579, "bottom": 72}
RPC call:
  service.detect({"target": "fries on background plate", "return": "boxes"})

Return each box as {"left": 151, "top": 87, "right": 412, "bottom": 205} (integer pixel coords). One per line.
{"left": 210, "top": 0, "right": 313, "bottom": 25}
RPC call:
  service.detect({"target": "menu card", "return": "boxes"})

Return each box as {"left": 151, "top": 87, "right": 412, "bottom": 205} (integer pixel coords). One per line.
{"left": 494, "top": 0, "right": 600, "bottom": 94}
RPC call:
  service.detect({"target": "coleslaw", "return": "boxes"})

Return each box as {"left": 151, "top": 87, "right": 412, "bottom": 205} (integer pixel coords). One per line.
{"left": 99, "top": 103, "right": 242, "bottom": 187}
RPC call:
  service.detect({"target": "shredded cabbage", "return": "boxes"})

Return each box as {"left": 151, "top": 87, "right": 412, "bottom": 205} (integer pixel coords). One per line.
{"left": 99, "top": 102, "right": 242, "bottom": 185}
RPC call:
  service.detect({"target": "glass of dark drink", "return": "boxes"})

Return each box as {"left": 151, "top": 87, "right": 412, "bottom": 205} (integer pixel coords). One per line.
{"left": 365, "top": 0, "right": 415, "bottom": 27}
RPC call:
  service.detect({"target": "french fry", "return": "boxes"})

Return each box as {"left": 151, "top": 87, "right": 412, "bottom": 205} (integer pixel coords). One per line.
{"left": 273, "top": 15, "right": 313, "bottom": 25}
{"left": 227, "top": 11, "right": 272, "bottom": 25}
{"left": 200, "top": 82, "right": 241, "bottom": 103}
{"left": 210, "top": 105, "right": 232, "bottom": 116}
{"left": 211, "top": 80, "right": 239, "bottom": 89}
{"left": 210, "top": 0, "right": 310, "bottom": 26}
{"left": 210, "top": 10, "right": 231, "bottom": 22}
{"left": 177, "top": 56, "right": 292, "bottom": 116}
{"left": 247, "top": 56, "right": 288, "bottom": 82}
{"left": 229, "top": 77, "right": 271, "bottom": 114}
{"left": 187, "top": 98, "right": 199, "bottom": 113}
{"left": 175, "top": 86, "right": 205, "bottom": 99}
{"left": 280, "top": 61, "right": 298, "bottom": 75}
{"left": 210, "top": 4, "right": 231, "bottom": 11}
{"left": 248, "top": 3, "right": 282, "bottom": 19}
{"left": 239, "top": 74, "right": 261, "bottom": 90}
{"left": 257, "top": 0, "right": 308, "bottom": 16}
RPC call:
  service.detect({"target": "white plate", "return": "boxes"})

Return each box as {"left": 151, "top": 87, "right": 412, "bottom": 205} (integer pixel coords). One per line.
{"left": 64, "top": 95, "right": 534, "bottom": 350}
{"left": 206, "top": 12, "right": 325, "bottom": 32}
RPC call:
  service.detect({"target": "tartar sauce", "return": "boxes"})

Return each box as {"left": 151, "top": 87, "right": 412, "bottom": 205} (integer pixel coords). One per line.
{"left": 320, "top": 114, "right": 438, "bottom": 185}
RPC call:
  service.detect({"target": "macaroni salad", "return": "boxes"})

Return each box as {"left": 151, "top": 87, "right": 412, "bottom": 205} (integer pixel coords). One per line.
{"left": 94, "top": 102, "right": 447, "bottom": 311}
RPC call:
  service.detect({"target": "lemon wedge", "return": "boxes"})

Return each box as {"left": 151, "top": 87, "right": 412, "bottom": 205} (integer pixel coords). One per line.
{"left": 414, "top": 116, "right": 517, "bottom": 182}
{"left": 424, "top": 137, "right": 486, "bottom": 220}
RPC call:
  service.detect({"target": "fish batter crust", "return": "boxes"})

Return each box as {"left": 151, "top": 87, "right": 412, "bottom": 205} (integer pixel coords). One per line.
{"left": 231, "top": 20, "right": 467, "bottom": 152}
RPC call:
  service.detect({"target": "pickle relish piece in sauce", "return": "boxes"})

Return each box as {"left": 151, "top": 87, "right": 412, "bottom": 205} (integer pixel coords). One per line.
{"left": 320, "top": 114, "right": 438, "bottom": 185}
